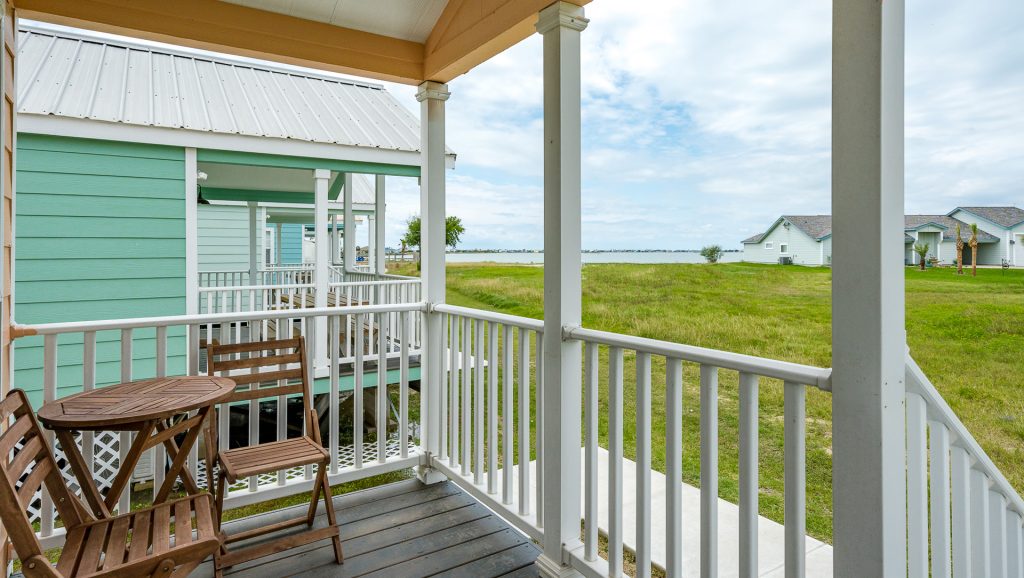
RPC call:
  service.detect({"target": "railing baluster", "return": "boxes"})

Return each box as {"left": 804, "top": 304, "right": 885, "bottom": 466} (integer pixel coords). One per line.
{"left": 666, "top": 358, "right": 684, "bottom": 578}
{"left": 354, "top": 312, "right": 364, "bottom": 469}
{"left": 907, "top": 392, "right": 929, "bottom": 578}
{"left": 502, "top": 324, "right": 514, "bottom": 506}
{"left": 41, "top": 334, "right": 58, "bottom": 537}
{"left": 443, "top": 314, "right": 453, "bottom": 463}
{"left": 187, "top": 324, "right": 200, "bottom": 480}
{"left": 972, "top": 470, "right": 992, "bottom": 578}
{"left": 951, "top": 446, "right": 973, "bottom": 576}
{"left": 930, "top": 420, "right": 953, "bottom": 578}
{"left": 119, "top": 328, "right": 133, "bottom": 514}
{"left": 991, "top": 491, "right": 1008, "bottom": 578}
{"left": 400, "top": 311, "right": 410, "bottom": 458}
{"left": 783, "top": 381, "right": 806, "bottom": 578}
{"left": 536, "top": 331, "right": 544, "bottom": 528}
{"left": 462, "top": 316, "right": 471, "bottom": 476}
{"left": 1008, "top": 511, "right": 1023, "bottom": 578}
{"left": 154, "top": 326, "right": 168, "bottom": 500}
{"left": 303, "top": 317, "right": 315, "bottom": 480}
{"left": 329, "top": 315, "right": 340, "bottom": 474}
{"left": 248, "top": 320, "right": 260, "bottom": 491}
{"left": 474, "top": 319, "right": 484, "bottom": 485}
{"left": 82, "top": 331, "right": 97, "bottom": 500}
{"left": 276, "top": 337, "right": 288, "bottom": 486}
{"left": 608, "top": 346, "right": 624, "bottom": 577}
{"left": 738, "top": 372, "right": 758, "bottom": 578}
{"left": 700, "top": 364, "right": 719, "bottom": 578}
{"left": 583, "top": 342, "right": 599, "bottom": 561}
{"left": 487, "top": 321, "right": 498, "bottom": 494}
{"left": 377, "top": 311, "right": 387, "bottom": 463}
{"left": 636, "top": 351, "right": 652, "bottom": 578}
{"left": 517, "top": 327, "right": 530, "bottom": 516}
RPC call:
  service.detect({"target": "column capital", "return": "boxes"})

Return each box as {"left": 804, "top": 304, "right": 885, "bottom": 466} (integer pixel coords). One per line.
{"left": 313, "top": 168, "right": 330, "bottom": 180}
{"left": 536, "top": 1, "right": 589, "bottom": 35}
{"left": 416, "top": 81, "right": 450, "bottom": 102}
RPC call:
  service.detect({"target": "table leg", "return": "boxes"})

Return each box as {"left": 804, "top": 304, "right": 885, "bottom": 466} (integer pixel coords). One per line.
{"left": 104, "top": 422, "right": 156, "bottom": 512}
{"left": 155, "top": 407, "right": 209, "bottom": 504}
{"left": 54, "top": 429, "right": 110, "bottom": 519}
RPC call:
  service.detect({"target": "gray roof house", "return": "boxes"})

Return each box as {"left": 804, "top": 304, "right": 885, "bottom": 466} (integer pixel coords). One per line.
{"left": 742, "top": 209, "right": 1013, "bottom": 266}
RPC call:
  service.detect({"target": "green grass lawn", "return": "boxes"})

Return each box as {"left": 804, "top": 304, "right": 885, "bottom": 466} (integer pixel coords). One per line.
{"left": 392, "top": 261, "right": 1024, "bottom": 543}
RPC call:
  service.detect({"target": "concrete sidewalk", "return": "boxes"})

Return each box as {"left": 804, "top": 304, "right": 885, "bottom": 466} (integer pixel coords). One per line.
{"left": 505, "top": 448, "right": 833, "bottom": 577}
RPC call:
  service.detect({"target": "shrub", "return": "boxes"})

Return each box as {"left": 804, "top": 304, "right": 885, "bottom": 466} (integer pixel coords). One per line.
{"left": 700, "top": 244, "right": 724, "bottom": 264}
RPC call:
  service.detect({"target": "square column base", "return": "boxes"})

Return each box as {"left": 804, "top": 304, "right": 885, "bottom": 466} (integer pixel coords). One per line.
{"left": 416, "top": 465, "right": 447, "bottom": 485}
{"left": 536, "top": 554, "right": 583, "bottom": 578}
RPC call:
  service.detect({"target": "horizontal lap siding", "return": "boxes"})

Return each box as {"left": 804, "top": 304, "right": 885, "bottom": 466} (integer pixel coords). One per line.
{"left": 14, "top": 134, "right": 187, "bottom": 405}
{"left": 198, "top": 204, "right": 264, "bottom": 272}
{"left": 280, "top": 223, "right": 303, "bottom": 264}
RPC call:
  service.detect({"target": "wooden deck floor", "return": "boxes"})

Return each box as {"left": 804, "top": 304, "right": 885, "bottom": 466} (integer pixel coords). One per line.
{"left": 194, "top": 479, "right": 541, "bottom": 577}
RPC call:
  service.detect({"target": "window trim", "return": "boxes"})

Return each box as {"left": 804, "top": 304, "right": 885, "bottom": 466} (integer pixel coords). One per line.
{"left": 764, "top": 242, "right": 774, "bottom": 250}
{"left": 779, "top": 243, "right": 789, "bottom": 254}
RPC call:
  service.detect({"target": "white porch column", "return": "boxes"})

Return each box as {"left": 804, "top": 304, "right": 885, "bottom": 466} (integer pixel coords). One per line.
{"left": 247, "top": 201, "right": 259, "bottom": 285}
{"left": 537, "top": 3, "right": 587, "bottom": 576}
{"left": 343, "top": 173, "right": 355, "bottom": 271}
{"left": 416, "top": 80, "right": 450, "bottom": 484}
{"left": 368, "top": 216, "right": 376, "bottom": 272}
{"left": 314, "top": 169, "right": 330, "bottom": 367}
{"left": 330, "top": 214, "right": 339, "bottom": 266}
{"left": 185, "top": 148, "right": 198, "bottom": 315}
{"left": 832, "top": 0, "right": 907, "bottom": 576}
{"left": 275, "top": 223, "right": 282, "bottom": 265}
{"left": 375, "top": 175, "right": 386, "bottom": 274}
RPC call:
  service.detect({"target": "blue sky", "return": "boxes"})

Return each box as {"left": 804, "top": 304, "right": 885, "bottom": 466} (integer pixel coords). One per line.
{"left": 379, "top": 0, "right": 1024, "bottom": 250}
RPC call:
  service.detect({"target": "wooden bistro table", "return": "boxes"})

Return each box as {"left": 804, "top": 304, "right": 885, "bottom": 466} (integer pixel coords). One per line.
{"left": 38, "top": 376, "right": 236, "bottom": 519}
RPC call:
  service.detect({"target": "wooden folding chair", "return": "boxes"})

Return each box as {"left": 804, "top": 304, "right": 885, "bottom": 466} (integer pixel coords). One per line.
{"left": 206, "top": 338, "right": 342, "bottom": 576}
{"left": 0, "top": 389, "right": 220, "bottom": 578}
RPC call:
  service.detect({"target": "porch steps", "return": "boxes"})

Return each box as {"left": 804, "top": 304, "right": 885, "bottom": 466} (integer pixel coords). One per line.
{"left": 511, "top": 448, "right": 833, "bottom": 576}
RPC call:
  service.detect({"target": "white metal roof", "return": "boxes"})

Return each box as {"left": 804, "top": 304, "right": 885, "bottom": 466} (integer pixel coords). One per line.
{"left": 16, "top": 24, "right": 425, "bottom": 154}
{"left": 221, "top": 0, "right": 449, "bottom": 43}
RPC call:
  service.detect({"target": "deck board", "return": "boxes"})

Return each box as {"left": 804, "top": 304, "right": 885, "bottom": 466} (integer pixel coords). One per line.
{"left": 192, "top": 479, "right": 541, "bottom": 577}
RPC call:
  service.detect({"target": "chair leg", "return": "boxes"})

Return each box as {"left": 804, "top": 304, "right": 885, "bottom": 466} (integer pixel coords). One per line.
{"left": 306, "top": 465, "right": 325, "bottom": 526}
{"left": 320, "top": 472, "right": 344, "bottom": 564}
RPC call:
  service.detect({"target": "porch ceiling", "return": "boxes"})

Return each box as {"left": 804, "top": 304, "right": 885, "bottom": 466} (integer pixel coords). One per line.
{"left": 16, "top": 0, "right": 590, "bottom": 84}
{"left": 198, "top": 163, "right": 377, "bottom": 204}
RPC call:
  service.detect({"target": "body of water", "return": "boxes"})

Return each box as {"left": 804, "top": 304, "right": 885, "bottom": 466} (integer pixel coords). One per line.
{"left": 445, "top": 251, "right": 744, "bottom": 264}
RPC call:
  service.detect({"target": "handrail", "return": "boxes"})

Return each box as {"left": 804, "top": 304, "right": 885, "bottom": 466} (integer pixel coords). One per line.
{"left": 328, "top": 279, "right": 420, "bottom": 287}
{"left": 198, "top": 283, "right": 315, "bottom": 292}
{"left": 565, "top": 325, "right": 833, "bottom": 390}
{"left": 906, "top": 354, "right": 1024, "bottom": 517}
{"left": 11, "top": 302, "right": 427, "bottom": 337}
{"left": 431, "top": 304, "right": 545, "bottom": 332}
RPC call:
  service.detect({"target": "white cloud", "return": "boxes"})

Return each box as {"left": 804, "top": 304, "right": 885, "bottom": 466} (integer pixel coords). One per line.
{"left": 383, "top": 0, "right": 1023, "bottom": 250}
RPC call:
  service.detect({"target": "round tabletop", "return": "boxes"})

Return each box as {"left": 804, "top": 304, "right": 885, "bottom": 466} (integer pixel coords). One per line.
{"left": 38, "top": 376, "right": 237, "bottom": 430}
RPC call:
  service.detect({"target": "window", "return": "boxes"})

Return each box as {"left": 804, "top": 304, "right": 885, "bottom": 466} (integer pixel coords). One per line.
{"left": 780, "top": 243, "right": 789, "bottom": 253}
{"left": 764, "top": 242, "right": 774, "bottom": 250}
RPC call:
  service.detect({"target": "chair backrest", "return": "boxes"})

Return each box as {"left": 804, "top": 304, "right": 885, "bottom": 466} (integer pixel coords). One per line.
{"left": 0, "top": 389, "right": 85, "bottom": 563}
{"left": 206, "top": 338, "right": 318, "bottom": 437}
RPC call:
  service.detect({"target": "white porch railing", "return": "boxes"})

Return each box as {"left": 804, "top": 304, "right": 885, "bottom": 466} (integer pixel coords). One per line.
{"left": 13, "top": 300, "right": 1022, "bottom": 575}
{"left": 905, "top": 355, "right": 1024, "bottom": 578}
{"left": 13, "top": 302, "right": 423, "bottom": 550}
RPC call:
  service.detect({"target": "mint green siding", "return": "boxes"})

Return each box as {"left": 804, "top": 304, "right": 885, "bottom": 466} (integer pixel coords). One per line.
{"left": 198, "top": 204, "right": 264, "bottom": 272}
{"left": 280, "top": 223, "right": 304, "bottom": 264}
{"left": 15, "top": 134, "right": 187, "bottom": 404}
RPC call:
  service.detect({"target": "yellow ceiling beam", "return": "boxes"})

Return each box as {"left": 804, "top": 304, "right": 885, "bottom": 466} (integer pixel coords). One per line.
{"left": 424, "top": 0, "right": 590, "bottom": 83}
{"left": 15, "top": 0, "right": 426, "bottom": 84}
{"left": 15, "top": 0, "right": 592, "bottom": 85}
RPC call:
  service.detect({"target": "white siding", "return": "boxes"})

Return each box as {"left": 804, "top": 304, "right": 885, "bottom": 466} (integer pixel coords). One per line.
{"left": 949, "top": 209, "right": 1011, "bottom": 264}
{"left": 741, "top": 224, "right": 823, "bottom": 265}
{"left": 198, "top": 204, "right": 264, "bottom": 272}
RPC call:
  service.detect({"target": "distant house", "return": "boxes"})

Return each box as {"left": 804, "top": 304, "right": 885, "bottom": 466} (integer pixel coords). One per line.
{"left": 741, "top": 208, "right": 1020, "bottom": 266}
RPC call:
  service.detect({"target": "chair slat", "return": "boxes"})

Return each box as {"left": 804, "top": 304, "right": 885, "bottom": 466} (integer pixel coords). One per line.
{"left": 174, "top": 498, "right": 192, "bottom": 546}
{"left": 211, "top": 338, "right": 300, "bottom": 355}
{"left": 0, "top": 414, "right": 32, "bottom": 456}
{"left": 229, "top": 369, "right": 304, "bottom": 387}
{"left": 6, "top": 434, "right": 44, "bottom": 484}
{"left": 17, "top": 461, "right": 52, "bottom": 508}
{"left": 228, "top": 383, "right": 304, "bottom": 402}
{"left": 128, "top": 510, "right": 153, "bottom": 562}
{"left": 78, "top": 523, "right": 109, "bottom": 575}
{"left": 102, "top": 516, "right": 132, "bottom": 571}
{"left": 211, "top": 352, "right": 301, "bottom": 372}
{"left": 56, "top": 527, "right": 87, "bottom": 576}
{"left": 152, "top": 503, "right": 172, "bottom": 554}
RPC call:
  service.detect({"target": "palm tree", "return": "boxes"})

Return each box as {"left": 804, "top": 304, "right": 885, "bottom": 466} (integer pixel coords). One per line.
{"left": 955, "top": 223, "right": 964, "bottom": 275}
{"left": 969, "top": 223, "right": 979, "bottom": 277}
{"left": 913, "top": 243, "right": 929, "bottom": 271}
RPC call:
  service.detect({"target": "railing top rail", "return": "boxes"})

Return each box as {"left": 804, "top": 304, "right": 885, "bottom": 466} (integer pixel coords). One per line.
{"left": 198, "top": 283, "right": 316, "bottom": 292}
{"left": 432, "top": 304, "right": 545, "bottom": 332}
{"left": 329, "top": 279, "right": 421, "bottom": 287}
{"left": 565, "top": 325, "right": 833, "bottom": 390}
{"left": 11, "top": 302, "right": 427, "bottom": 338}
{"left": 906, "top": 354, "right": 1024, "bottom": 517}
